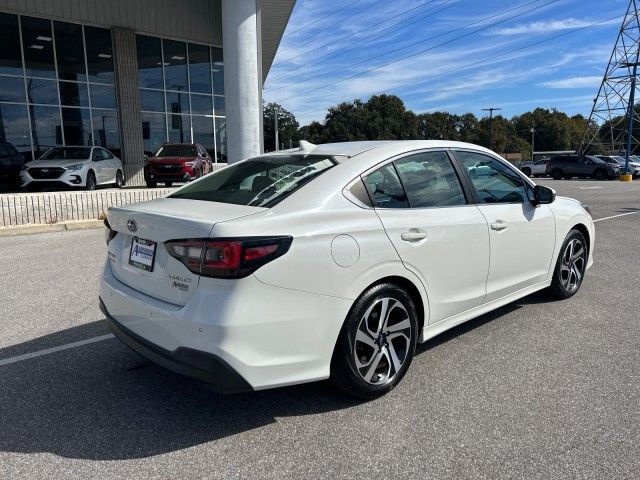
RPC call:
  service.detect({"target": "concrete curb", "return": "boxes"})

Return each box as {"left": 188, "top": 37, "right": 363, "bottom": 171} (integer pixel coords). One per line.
{"left": 0, "top": 219, "right": 104, "bottom": 237}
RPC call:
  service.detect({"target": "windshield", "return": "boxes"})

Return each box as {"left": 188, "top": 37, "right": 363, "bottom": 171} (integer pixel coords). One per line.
{"left": 40, "top": 147, "right": 91, "bottom": 160}
{"left": 169, "top": 154, "right": 337, "bottom": 207}
{"left": 587, "top": 156, "right": 605, "bottom": 164}
{"left": 155, "top": 145, "right": 197, "bottom": 157}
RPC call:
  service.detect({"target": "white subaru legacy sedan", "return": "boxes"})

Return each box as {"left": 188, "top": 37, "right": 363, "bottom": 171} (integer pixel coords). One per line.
{"left": 21, "top": 146, "right": 124, "bottom": 190}
{"left": 100, "top": 141, "right": 594, "bottom": 398}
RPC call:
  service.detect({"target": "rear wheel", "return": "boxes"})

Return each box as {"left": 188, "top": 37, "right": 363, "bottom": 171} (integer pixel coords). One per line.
{"left": 146, "top": 181, "right": 157, "bottom": 188}
{"left": 85, "top": 171, "right": 96, "bottom": 190}
{"left": 165, "top": 181, "right": 173, "bottom": 187}
{"left": 549, "top": 229, "right": 588, "bottom": 299}
{"left": 330, "top": 283, "right": 418, "bottom": 399}
{"left": 551, "top": 168, "right": 563, "bottom": 180}
{"left": 521, "top": 167, "right": 531, "bottom": 177}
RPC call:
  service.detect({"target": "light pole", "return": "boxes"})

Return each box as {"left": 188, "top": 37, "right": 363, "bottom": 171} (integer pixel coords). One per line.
{"left": 274, "top": 106, "right": 279, "bottom": 151}
{"left": 530, "top": 122, "right": 536, "bottom": 161}
{"left": 482, "top": 107, "right": 502, "bottom": 151}
{"left": 621, "top": 61, "right": 640, "bottom": 179}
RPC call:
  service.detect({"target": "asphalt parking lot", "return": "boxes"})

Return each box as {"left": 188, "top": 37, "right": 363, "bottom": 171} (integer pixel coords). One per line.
{"left": 0, "top": 179, "right": 638, "bottom": 479}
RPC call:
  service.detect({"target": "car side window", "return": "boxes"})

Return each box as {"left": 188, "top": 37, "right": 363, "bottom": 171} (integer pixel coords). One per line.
{"left": 91, "top": 149, "right": 104, "bottom": 161}
{"left": 393, "top": 151, "right": 466, "bottom": 207}
{"left": 101, "top": 148, "right": 114, "bottom": 159}
{"left": 455, "top": 151, "right": 529, "bottom": 204}
{"left": 363, "top": 164, "right": 409, "bottom": 208}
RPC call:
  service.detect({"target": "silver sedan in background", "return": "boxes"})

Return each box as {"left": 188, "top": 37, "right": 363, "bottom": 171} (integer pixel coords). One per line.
{"left": 21, "top": 146, "right": 124, "bottom": 191}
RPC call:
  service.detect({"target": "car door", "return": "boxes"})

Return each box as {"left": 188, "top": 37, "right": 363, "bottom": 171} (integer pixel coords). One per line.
{"left": 91, "top": 148, "right": 108, "bottom": 184}
{"left": 363, "top": 150, "right": 490, "bottom": 324}
{"left": 101, "top": 148, "right": 119, "bottom": 181}
{"left": 452, "top": 150, "right": 556, "bottom": 303}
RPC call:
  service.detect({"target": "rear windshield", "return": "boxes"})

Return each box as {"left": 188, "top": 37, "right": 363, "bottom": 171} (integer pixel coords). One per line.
{"left": 155, "top": 145, "right": 197, "bottom": 157}
{"left": 40, "top": 147, "right": 91, "bottom": 160}
{"left": 169, "top": 154, "right": 336, "bottom": 207}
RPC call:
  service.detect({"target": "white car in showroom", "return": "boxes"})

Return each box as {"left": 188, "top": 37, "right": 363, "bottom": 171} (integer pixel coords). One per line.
{"left": 21, "top": 146, "right": 124, "bottom": 190}
{"left": 100, "top": 141, "right": 594, "bottom": 398}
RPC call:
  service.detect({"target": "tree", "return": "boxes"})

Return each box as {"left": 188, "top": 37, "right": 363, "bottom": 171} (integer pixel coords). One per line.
{"left": 263, "top": 102, "right": 299, "bottom": 151}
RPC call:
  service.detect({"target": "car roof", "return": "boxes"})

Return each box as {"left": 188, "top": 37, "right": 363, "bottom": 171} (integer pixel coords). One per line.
{"left": 264, "top": 140, "right": 498, "bottom": 159}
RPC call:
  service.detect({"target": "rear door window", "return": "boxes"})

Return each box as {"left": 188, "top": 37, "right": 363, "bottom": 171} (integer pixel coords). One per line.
{"left": 393, "top": 151, "right": 466, "bottom": 207}
{"left": 363, "top": 164, "right": 409, "bottom": 208}
{"left": 169, "top": 154, "right": 336, "bottom": 207}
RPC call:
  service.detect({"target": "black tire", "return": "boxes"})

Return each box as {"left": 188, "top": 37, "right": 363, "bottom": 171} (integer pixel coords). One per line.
{"left": 521, "top": 167, "right": 531, "bottom": 177}
{"left": 85, "top": 170, "right": 96, "bottom": 190}
{"left": 115, "top": 170, "right": 124, "bottom": 188}
{"left": 593, "top": 169, "right": 606, "bottom": 180}
{"left": 165, "top": 181, "right": 173, "bottom": 187}
{"left": 549, "top": 229, "right": 588, "bottom": 300}
{"left": 330, "top": 283, "right": 418, "bottom": 400}
{"left": 551, "top": 168, "right": 563, "bottom": 180}
{"left": 563, "top": 174, "right": 573, "bottom": 180}
{"left": 146, "top": 181, "right": 157, "bottom": 188}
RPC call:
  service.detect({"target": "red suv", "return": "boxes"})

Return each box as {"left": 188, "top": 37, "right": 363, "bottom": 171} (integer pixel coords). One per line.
{"left": 144, "top": 143, "right": 212, "bottom": 188}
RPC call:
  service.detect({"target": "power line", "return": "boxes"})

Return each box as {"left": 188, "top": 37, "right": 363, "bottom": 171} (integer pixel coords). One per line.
{"left": 273, "top": 0, "right": 558, "bottom": 104}
{"left": 271, "top": 0, "right": 449, "bottom": 71}
{"left": 283, "top": 0, "right": 389, "bottom": 43}
{"left": 282, "top": 0, "right": 363, "bottom": 38}
{"left": 291, "top": 14, "right": 623, "bottom": 120}
{"left": 267, "top": 0, "right": 545, "bottom": 92}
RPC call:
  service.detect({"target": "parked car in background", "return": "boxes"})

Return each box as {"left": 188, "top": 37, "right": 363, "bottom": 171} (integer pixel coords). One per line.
{"left": 546, "top": 154, "right": 620, "bottom": 180}
{"left": 0, "top": 142, "right": 24, "bottom": 191}
{"left": 20, "top": 146, "right": 124, "bottom": 191}
{"left": 598, "top": 155, "right": 640, "bottom": 177}
{"left": 144, "top": 143, "right": 213, "bottom": 188}
{"left": 101, "top": 140, "right": 594, "bottom": 398}
{"left": 520, "top": 159, "right": 549, "bottom": 177}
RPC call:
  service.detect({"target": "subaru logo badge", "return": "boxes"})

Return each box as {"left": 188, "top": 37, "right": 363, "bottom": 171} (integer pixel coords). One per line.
{"left": 41, "top": 169, "right": 49, "bottom": 173}
{"left": 127, "top": 219, "right": 137, "bottom": 233}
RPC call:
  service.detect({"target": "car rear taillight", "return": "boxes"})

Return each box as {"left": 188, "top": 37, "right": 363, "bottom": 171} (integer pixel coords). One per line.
{"left": 165, "top": 237, "right": 292, "bottom": 278}
{"left": 104, "top": 218, "right": 117, "bottom": 245}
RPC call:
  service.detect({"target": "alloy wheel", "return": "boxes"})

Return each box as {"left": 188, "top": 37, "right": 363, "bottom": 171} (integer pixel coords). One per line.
{"left": 353, "top": 297, "right": 412, "bottom": 386}
{"left": 560, "top": 238, "right": 586, "bottom": 293}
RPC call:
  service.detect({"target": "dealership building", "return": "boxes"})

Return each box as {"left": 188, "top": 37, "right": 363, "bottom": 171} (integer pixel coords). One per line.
{"left": 0, "top": 0, "right": 295, "bottom": 184}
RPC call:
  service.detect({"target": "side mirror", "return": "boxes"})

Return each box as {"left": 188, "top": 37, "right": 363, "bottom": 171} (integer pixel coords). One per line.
{"left": 533, "top": 185, "right": 555, "bottom": 205}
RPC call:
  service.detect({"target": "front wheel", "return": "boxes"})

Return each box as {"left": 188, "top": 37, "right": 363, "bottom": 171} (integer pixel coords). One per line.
{"left": 551, "top": 169, "right": 563, "bottom": 180}
{"left": 593, "top": 169, "right": 606, "bottom": 180}
{"left": 521, "top": 168, "right": 531, "bottom": 177}
{"left": 549, "top": 229, "right": 588, "bottom": 299}
{"left": 115, "top": 170, "right": 124, "bottom": 188}
{"left": 85, "top": 171, "right": 96, "bottom": 190}
{"left": 330, "top": 283, "right": 418, "bottom": 399}
{"left": 165, "top": 181, "right": 173, "bottom": 187}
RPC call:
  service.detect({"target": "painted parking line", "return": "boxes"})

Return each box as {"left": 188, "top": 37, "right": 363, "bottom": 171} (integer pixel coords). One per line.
{"left": 579, "top": 186, "right": 604, "bottom": 190}
{"left": 0, "top": 334, "right": 114, "bottom": 366}
{"left": 594, "top": 211, "right": 640, "bottom": 223}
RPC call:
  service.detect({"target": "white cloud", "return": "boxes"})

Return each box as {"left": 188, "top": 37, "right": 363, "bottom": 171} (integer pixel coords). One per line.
{"left": 493, "top": 18, "right": 618, "bottom": 35}
{"left": 540, "top": 76, "right": 603, "bottom": 89}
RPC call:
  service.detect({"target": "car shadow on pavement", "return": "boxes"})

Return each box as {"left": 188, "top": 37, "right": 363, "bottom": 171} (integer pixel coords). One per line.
{"left": 0, "top": 320, "right": 360, "bottom": 460}
{"left": 0, "top": 289, "right": 551, "bottom": 461}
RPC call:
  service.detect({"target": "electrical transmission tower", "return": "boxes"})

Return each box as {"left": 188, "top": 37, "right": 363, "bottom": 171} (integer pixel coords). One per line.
{"left": 580, "top": 0, "right": 640, "bottom": 155}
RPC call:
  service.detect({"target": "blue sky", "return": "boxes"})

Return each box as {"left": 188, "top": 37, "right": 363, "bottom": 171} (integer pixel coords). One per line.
{"left": 263, "top": 0, "right": 628, "bottom": 125}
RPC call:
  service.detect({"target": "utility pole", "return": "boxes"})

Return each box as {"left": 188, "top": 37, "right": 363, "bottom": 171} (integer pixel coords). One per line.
{"left": 622, "top": 61, "right": 640, "bottom": 176}
{"left": 274, "top": 106, "right": 279, "bottom": 151}
{"left": 482, "top": 107, "right": 502, "bottom": 151}
{"left": 530, "top": 122, "right": 536, "bottom": 161}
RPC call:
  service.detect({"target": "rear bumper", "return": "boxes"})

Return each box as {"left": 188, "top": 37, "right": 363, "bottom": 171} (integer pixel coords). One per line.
{"left": 101, "top": 298, "right": 252, "bottom": 393}
{"left": 99, "top": 259, "right": 352, "bottom": 391}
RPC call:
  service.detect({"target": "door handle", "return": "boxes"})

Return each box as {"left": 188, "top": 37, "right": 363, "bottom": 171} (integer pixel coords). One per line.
{"left": 490, "top": 220, "right": 509, "bottom": 231}
{"left": 401, "top": 229, "right": 428, "bottom": 242}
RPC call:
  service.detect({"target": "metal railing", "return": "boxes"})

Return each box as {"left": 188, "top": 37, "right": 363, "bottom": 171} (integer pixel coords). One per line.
{"left": 0, "top": 189, "right": 173, "bottom": 227}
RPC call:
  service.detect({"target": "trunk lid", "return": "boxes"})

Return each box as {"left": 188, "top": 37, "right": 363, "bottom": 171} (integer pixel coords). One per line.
{"left": 107, "top": 197, "right": 266, "bottom": 305}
